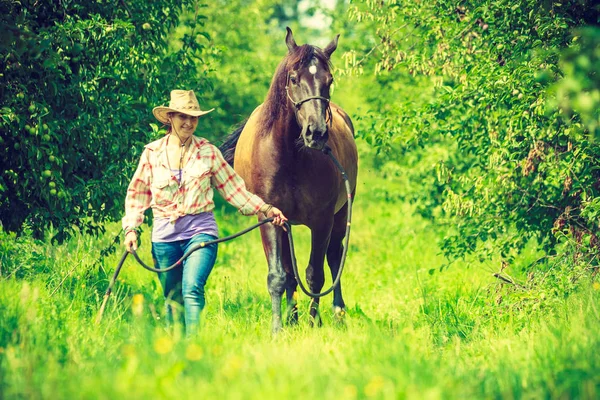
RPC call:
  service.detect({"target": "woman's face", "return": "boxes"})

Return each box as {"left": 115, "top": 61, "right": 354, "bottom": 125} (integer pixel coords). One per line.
{"left": 169, "top": 112, "right": 199, "bottom": 135}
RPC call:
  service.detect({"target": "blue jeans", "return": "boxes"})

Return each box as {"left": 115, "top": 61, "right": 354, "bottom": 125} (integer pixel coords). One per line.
{"left": 151, "top": 233, "right": 218, "bottom": 336}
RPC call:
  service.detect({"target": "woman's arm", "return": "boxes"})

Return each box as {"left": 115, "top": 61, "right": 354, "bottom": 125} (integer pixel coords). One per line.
{"left": 209, "top": 145, "right": 287, "bottom": 227}
{"left": 122, "top": 148, "right": 152, "bottom": 232}
{"left": 209, "top": 145, "right": 266, "bottom": 215}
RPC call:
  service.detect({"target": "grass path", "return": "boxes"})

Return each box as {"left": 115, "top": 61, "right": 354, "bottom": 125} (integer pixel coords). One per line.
{"left": 1, "top": 161, "right": 598, "bottom": 399}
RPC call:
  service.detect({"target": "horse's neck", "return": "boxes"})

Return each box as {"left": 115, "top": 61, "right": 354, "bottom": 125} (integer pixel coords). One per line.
{"left": 264, "top": 100, "right": 301, "bottom": 155}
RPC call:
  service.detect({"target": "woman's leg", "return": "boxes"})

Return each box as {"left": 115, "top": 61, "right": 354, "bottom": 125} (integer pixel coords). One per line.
{"left": 181, "top": 233, "right": 218, "bottom": 336}
{"left": 151, "top": 241, "right": 184, "bottom": 327}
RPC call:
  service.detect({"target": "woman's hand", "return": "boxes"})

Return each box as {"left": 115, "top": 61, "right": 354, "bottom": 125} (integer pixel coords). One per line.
{"left": 125, "top": 231, "right": 138, "bottom": 253}
{"left": 266, "top": 206, "right": 288, "bottom": 230}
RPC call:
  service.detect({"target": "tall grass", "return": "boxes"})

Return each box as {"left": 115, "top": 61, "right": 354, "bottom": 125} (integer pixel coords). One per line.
{"left": 1, "top": 153, "right": 599, "bottom": 399}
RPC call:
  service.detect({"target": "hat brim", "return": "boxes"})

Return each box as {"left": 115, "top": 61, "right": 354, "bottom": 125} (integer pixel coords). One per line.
{"left": 152, "top": 106, "right": 215, "bottom": 125}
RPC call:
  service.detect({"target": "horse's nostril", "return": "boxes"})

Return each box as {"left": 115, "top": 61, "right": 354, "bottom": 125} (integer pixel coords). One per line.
{"left": 308, "top": 123, "right": 327, "bottom": 139}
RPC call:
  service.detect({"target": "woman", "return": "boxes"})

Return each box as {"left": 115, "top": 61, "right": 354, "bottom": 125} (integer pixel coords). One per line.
{"left": 122, "top": 90, "right": 287, "bottom": 336}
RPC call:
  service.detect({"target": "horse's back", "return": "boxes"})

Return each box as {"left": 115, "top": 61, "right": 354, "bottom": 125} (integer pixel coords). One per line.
{"left": 232, "top": 104, "right": 265, "bottom": 190}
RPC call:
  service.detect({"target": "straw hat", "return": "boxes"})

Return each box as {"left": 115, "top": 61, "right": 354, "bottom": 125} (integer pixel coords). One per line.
{"left": 152, "top": 90, "right": 214, "bottom": 124}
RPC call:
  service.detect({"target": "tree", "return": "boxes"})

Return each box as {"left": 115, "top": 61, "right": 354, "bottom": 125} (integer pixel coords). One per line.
{"left": 345, "top": 0, "right": 599, "bottom": 264}
{"left": 0, "top": 0, "right": 210, "bottom": 241}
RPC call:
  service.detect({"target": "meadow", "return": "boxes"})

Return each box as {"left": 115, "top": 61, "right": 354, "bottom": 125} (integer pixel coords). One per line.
{"left": 1, "top": 145, "right": 598, "bottom": 399}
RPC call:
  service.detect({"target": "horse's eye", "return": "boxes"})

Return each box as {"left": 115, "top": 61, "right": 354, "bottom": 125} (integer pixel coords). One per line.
{"left": 290, "top": 75, "right": 298, "bottom": 85}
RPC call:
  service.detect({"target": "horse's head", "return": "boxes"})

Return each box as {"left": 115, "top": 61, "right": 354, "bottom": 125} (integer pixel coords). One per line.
{"left": 285, "top": 28, "right": 338, "bottom": 151}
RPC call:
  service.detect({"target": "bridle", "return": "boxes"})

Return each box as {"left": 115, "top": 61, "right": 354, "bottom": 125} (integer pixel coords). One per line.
{"left": 285, "top": 73, "right": 333, "bottom": 126}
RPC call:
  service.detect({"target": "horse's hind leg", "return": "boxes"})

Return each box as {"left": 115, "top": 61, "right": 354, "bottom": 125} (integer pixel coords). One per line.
{"left": 327, "top": 202, "right": 350, "bottom": 324}
{"left": 306, "top": 224, "right": 332, "bottom": 327}
{"left": 284, "top": 273, "right": 298, "bottom": 325}
{"left": 282, "top": 232, "right": 299, "bottom": 325}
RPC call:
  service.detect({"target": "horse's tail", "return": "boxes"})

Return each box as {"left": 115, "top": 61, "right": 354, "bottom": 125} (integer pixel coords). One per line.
{"left": 219, "top": 120, "right": 247, "bottom": 166}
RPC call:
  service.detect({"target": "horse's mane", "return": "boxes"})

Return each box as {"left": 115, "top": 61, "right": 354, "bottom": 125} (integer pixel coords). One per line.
{"left": 261, "top": 45, "right": 332, "bottom": 132}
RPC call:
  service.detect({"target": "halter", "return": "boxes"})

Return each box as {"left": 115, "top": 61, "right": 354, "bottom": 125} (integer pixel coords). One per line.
{"left": 285, "top": 74, "right": 334, "bottom": 126}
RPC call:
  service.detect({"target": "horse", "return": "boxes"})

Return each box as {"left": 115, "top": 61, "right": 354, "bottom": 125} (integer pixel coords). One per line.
{"left": 220, "top": 28, "right": 358, "bottom": 333}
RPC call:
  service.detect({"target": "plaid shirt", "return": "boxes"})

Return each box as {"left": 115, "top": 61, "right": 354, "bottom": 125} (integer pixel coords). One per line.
{"left": 122, "top": 135, "right": 266, "bottom": 230}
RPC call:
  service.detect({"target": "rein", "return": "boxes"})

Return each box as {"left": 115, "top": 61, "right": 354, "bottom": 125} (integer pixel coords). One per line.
{"left": 95, "top": 146, "right": 352, "bottom": 323}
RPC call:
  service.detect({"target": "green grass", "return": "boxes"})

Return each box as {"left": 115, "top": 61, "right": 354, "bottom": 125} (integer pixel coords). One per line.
{"left": 1, "top": 162, "right": 599, "bottom": 399}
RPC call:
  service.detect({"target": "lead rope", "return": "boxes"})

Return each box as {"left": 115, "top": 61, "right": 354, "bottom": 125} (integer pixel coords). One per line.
{"left": 95, "top": 146, "right": 352, "bottom": 322}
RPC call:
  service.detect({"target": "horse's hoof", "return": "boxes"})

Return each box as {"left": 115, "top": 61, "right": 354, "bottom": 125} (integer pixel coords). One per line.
{"left": 271, "top": 325, "right": 283, "bottom": 336}
{"left": 333, "top": 306, "right": 347, "bottom": 326}
{"left": 309, "top": 312, "right": 322, "bottom": 328}
{"left": 271, "top": 317, "right": 283, "bottom": 335}
{"left": 286, "top": 306, "right": 299, "bottom": 326}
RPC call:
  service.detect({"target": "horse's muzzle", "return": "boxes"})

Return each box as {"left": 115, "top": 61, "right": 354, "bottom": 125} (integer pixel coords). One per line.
{"left": 302, "top": 124, "right": 329, "bottom": 150}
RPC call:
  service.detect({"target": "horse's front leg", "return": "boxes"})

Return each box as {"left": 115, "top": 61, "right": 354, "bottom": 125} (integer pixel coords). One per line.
{"left": 259, "top": 222, "right": 286, "bottom": 334}
{"left": 306, "top": 224, "right": 332, "bottom": 327}
{"left": 281, "top": 230, "right": 299, "bottom": 325}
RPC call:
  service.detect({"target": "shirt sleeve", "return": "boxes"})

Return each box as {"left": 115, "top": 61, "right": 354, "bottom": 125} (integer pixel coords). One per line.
{"left": 122, "top": 148, "right": 153, "bottom": 229}
{"left": 209, "top": 145, "right": 266, "bottom": 215}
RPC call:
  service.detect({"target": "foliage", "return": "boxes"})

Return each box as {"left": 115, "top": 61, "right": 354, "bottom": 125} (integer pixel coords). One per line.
{"left": 191, "top": 0, "right": 320, "bottom": 141}
{"left": 0, "top": 0, "right": 210, "bottom": 241}
{"left": 0, "top": 228, "right": 48, "bottom": 279}
{"left": 345, "top": 0, "right": 600, "bottom": 264}
{"left": 550, "top": 26, "right": 600, "bottom": 140}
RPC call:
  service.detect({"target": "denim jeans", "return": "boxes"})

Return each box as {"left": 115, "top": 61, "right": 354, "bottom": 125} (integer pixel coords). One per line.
{"left": 151, "top": 233, "right": 218, "bottom": 336}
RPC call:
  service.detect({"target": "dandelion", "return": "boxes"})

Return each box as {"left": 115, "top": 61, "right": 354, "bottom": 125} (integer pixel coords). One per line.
{"left": 185, "top": 343, "right": 203, "bottom": 361}
{"left": 153, "top": 336, "right": 173, "bottom": 355}
{"left": 121, "top": 344, "right": 136, "bottom": 358}
{"left": 593, "top": 282, "right": 600, "bottom": 291}
{"left": 343, "top": 384, "right": 358, "bottom": 399}
{"left": 212, "top": 345, "right": 223, "bottom": 357}
{"left": 221, "top": 355, "right": 243, "bottom": 379}
{"left": 364, "top": 376, "right": 385, "bottom": 397}
{"left": 132, "top": 294, "right": 144, "bottom": 317}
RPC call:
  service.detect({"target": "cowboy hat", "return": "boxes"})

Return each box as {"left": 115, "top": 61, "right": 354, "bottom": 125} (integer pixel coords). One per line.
{"left": 152, "top": 90, "right": 214, "bottom": 124}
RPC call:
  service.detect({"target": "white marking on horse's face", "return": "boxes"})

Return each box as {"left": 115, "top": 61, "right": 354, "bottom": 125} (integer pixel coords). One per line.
{"left": 309, "top": 65, "right": 317, "bottom": 75}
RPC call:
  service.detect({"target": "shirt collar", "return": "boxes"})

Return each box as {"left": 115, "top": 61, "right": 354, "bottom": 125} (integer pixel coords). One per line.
{"left": 145, "top": 135, "right": 209, "bottom": 170}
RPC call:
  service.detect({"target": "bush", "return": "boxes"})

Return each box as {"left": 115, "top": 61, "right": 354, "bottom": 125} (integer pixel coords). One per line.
{"left": 345, "top": 0, "right": 600, "bottom": 264}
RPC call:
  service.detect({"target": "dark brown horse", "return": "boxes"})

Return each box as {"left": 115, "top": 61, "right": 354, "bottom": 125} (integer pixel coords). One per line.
{"left": 220, "top": 28, "right": 358, "bottom": 333}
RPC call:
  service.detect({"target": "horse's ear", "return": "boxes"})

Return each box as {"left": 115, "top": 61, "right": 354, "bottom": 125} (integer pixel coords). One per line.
{"left": 285, "top": 27, "right": 298, "bottom": 52}
{"left": 323, "top": 34, "right": 340, "bottom": 58}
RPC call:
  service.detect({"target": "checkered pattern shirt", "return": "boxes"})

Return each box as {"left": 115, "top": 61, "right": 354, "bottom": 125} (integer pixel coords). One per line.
{"left": 122, "top": 135, "right": 266, "bottom": 230}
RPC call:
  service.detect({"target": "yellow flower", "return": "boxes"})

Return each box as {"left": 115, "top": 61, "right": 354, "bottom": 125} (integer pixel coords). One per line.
{"left": 132, "top": 294, "right": 144, "bottom": 305}
{"left": 121, "top": 344, "right": 136, "bottom": 358}
{"left": 343, "top": 385, "right": 358, "bottom": 399}
{"left": 212, "top": 345, "right": 223, "bottom": 357}
{"left": 364, "top": 376, "right": 385, "bottom": 397}
{"left": 221, "top": 355, "right": 243, "bottom": 379}
{"left": 593, "top": 282, "right": 600, "bottom": 291}
{"left": 185, "top": 343, "right": 203, "bottom": 361}
{"left": 153, "top": 336, "right": 173, "bottom": 354}
{"left": 132, "top": 294, "right": 144, "bottom": 317}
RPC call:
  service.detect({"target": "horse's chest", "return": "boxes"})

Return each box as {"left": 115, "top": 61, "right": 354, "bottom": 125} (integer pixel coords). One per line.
{"left": 274, "top": 162, "right": 339, "bottom": 211}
